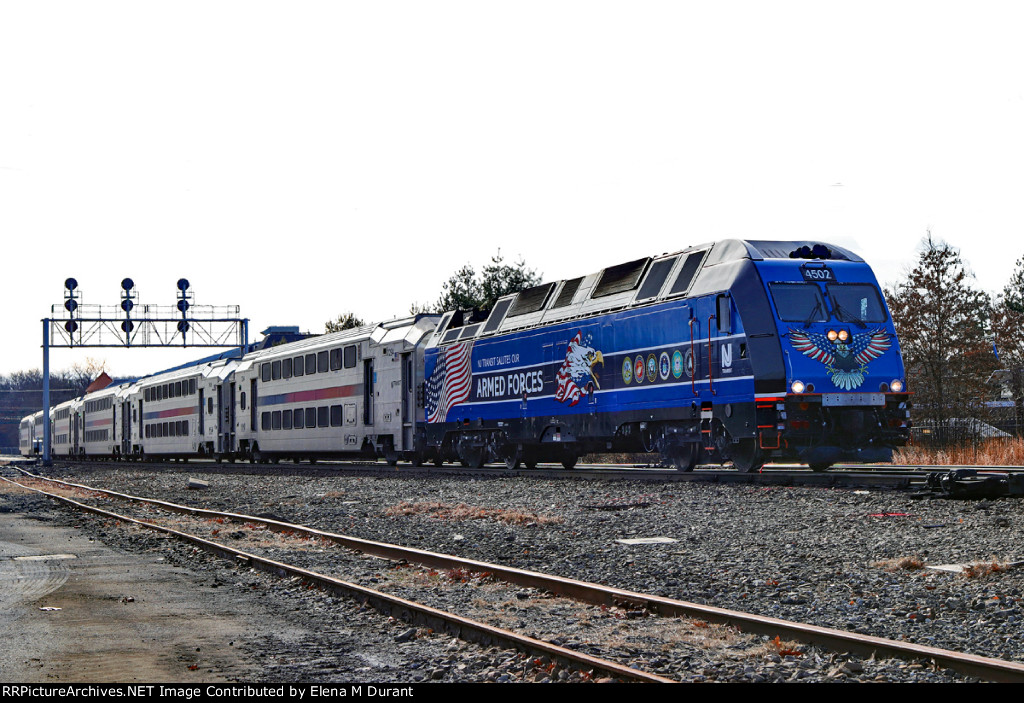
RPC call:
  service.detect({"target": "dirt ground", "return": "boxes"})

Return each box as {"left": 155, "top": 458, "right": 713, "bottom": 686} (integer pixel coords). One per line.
{"left": 0, "top": 486, "right": 272, "bottom": 682}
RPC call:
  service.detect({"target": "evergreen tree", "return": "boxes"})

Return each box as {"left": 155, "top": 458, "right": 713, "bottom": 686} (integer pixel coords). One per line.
{"left": 324, "top": 311, "right": 365, "bottom": 333}
{"left": 430, "top": 250, "right": 542, "bottom": 313}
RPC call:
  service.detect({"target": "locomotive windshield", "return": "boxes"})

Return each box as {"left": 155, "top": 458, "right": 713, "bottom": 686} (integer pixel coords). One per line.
{"left": 769, "top": 282, "right": 888, "bottom": 325}
{"left": 769, "top": 283, "right": 828, "bottom": 323}
{"left": 826, "top": 283, "right": 887, "bottom": 324}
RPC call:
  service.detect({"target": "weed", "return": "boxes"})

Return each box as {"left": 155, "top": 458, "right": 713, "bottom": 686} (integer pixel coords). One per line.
{"left": 872, "top": 556, "right": 926, "bottom": 572}
{"left": 962, "top": 560, "right": 1009, "bottom": 579}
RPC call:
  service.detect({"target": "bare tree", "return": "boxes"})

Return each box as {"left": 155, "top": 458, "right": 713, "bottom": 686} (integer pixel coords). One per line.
{"left": 885, "top": 234, "right": 998, "bottom": 441}
{"left": 992, "top": 254, "right": 1024, "bottom": 433}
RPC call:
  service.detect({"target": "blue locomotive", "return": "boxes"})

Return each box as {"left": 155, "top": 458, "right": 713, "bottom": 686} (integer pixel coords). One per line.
{"left": 420, "top": 239, "right": 909, "bottom": 471}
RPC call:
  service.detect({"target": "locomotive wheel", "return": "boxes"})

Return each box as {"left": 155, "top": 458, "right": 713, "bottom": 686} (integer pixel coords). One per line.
{"left": 501, "top": 445, "right": 521, "bottom": 470}
{"left": 561, "top": 453, "right": 578, "bottom": 470}
{"left": 665, "top": 443, "right": 698, "bottom": 472}
{"left": 461, "top": 446, "right": 486, "bottom": 468}
{"left": 809, "top": 462, "right": 833, "bottom": 472}
{"left": 730, "top": 439, "right": 763, "bottom": 473}
{"left": 433, "top": 455, "right": 443, "bottom": 467}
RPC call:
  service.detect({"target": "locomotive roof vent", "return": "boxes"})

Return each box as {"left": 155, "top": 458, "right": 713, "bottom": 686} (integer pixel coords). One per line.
{"left": 789, "top": 244, "right": 833, "bottom": 260}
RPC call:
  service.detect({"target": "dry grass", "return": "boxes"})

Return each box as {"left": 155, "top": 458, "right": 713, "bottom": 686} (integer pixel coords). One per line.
{"left": 871, "top": 556, "right": 926, "bottom": 572}
{"left": 962, "top": 559, "right": 1010, "bottom": 579}
{"left": 895, "top": 437, "right": 1024, "bottom": 466}
{"left": 383, "top": 500, "right": 563, "bottom": 525}
{"left": 749, "top": 635, "right": 804, "bottom": 658}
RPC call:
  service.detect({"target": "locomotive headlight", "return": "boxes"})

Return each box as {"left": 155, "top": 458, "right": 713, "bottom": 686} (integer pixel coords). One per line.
{"left": 827, "top": 330, "right": 838, "bottom": 342}
{"left": 890, "top": 379, "right": 904, "bottom": 393}
{"left": 791, "top": 380, "right": 806, "bottom": 394}
{"left": 837, "top": 329, "right": 849, "bottom": 342}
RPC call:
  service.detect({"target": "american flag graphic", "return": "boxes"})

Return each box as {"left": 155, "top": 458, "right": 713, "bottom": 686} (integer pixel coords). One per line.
{"left": 425, "top": 342, "right": 473, "bottom": 424}
{"left": 555, "top": 332, "right": 584, "bottom": 407}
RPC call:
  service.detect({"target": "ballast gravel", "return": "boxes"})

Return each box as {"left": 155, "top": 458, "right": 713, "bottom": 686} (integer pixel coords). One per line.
{"left": 13, "top": 461, "right": 1024, "bottom": 683}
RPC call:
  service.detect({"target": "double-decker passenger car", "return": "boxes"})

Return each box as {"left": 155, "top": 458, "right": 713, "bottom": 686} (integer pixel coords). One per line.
{"left": 232, "top": 316, "right": 437, "bottom": 464}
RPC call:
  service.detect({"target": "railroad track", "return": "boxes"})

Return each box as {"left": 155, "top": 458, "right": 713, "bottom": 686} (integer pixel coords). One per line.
{"left": 2, "top": 472, "right": 672, "bottom": 683}
{"left": 6, "top": 469, "right": 1024, "bottom": 682}
{"left": 11, "top": 455, "right": 999, "bottom": 491}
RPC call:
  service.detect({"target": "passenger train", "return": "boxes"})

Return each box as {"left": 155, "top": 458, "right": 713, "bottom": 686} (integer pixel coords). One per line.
{"left": 21, "top": 240, "right": 910, "bottom": 471}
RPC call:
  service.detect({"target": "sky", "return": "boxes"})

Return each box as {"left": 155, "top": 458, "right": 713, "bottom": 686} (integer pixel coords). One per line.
{"left": 3, "top": 1, "right": 1024, "bottom": 378}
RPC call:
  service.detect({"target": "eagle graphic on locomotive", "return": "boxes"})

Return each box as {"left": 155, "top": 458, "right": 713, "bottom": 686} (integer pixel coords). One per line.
{"left": 23, "top": 240, "right": 910, "bottom": 472}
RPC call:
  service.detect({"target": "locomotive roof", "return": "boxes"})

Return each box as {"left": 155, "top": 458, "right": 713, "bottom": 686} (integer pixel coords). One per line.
{"left": 714, "top": 239, "right": 862, "bottom": 263}
{"left": 429, "top": 238, "right": 864, "bottom": 348}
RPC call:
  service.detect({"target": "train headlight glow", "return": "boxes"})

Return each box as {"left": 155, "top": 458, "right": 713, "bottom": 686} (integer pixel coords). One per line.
{"left": 791, "top": 380, "right": 806, "bottom": 394}
{"left": 827, "top": 330, "right": 838, "bottom": 341}
{"left": 890, "top": 379, "right": 904, "bottom": 393}
{"left": 838, "top": 329, "right": 849, "bottom": 342}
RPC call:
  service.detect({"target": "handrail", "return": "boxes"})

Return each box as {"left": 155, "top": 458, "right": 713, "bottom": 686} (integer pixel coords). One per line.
{"left": 707, "top": 315, "right": 716, "bottom": 396}
{"left": 688, "top": 318, "right": 697, "bottom": 396}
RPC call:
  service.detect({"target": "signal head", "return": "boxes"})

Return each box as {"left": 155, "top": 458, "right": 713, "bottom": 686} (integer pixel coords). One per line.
{"left": 177, "top": 278, "right": 190, "bottom": 292}
{"left": 64, "top": 299, "right": 78, "bottom": 313}
{"left": 64, "top": 278, "right": 78, "bottom": 292}
{"left": 177, "top": 299, "right": 190, "bottom": 313}
{"left": 177, "top": 320, "right": 190, "bottom": 333}
{"left": 121, "top": 299, "right": 134, "bottom": 312}
{"left": 64, "top": 320, "right": 79, "bottom": 333}
{"left": 121, "top": 320, "right": 135, "bottom": 333}
{"left": 121, "top": 278, "right": 135, "bottom": 292}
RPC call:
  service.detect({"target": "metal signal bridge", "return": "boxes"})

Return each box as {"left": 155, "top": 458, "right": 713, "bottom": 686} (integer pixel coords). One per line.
{"left": 41, "top": 277, "right": 248, "bottom": 464}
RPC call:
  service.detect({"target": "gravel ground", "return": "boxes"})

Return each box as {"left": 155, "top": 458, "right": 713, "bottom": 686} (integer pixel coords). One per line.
{"left": 12, "top": 461, "right": 1024, "bottom": 682}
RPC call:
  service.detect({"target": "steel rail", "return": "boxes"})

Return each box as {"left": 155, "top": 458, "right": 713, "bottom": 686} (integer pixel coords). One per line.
{"left": 13, "top": 470, "right": 1024, "bottom": 682}
{"left": 0, "top": 475, "right": 673, "bottom": 684}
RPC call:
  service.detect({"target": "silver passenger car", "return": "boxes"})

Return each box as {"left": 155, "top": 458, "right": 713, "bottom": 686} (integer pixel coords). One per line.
{"left": 232, "top": 315, "right": 438, "bottom": 464}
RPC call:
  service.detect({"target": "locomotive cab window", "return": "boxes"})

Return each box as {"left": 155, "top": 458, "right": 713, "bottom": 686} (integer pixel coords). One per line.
{"left": 716, "top": 294, "right": 732, "bottom": 334}
{"left": 769, "top": 283, "right": 829, "bottom": 323}
{"left": 826, "top": 283, "right": 887, "bottom": 324}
